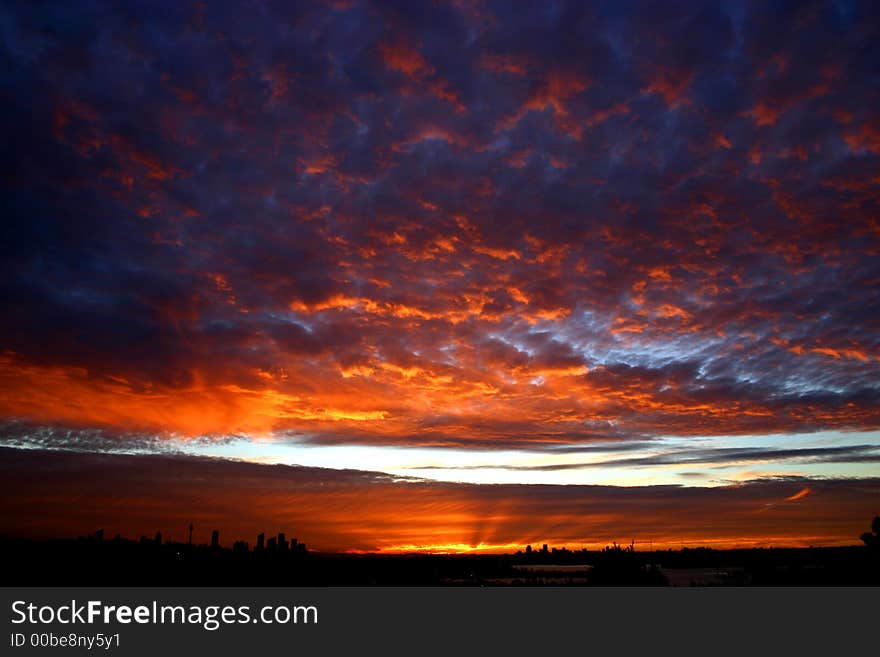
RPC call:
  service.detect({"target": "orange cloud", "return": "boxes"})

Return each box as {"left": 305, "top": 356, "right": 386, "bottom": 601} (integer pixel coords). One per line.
{"left": 785, "top": 487, "right": 811, "bottom": 502}
{"left": 496, "top": 70, "right": 589, "bottom": 138}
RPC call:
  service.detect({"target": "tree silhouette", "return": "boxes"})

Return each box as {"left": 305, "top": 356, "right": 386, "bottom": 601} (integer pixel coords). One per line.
{"left": 860, "top": 516, "right": 879, "bottom": 550}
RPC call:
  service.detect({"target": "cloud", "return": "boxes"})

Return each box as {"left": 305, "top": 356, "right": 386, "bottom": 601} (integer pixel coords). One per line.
{"left": 0, "top": 0, "right": 877, "bottom": 456}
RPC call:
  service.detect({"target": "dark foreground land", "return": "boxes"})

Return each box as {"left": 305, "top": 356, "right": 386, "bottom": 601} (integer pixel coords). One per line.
{"left": 2, "top": 535, "right": 879, "bottom": 586}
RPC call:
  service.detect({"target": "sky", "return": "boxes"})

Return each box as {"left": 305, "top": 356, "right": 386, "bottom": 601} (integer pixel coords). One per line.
{"left": 1, "top": 0, "right": 879, "bottom": 551}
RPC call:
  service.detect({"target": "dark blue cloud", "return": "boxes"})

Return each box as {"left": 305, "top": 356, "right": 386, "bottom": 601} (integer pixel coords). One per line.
{"left": 0, "top": 0, "right": 878, "bottom": 445}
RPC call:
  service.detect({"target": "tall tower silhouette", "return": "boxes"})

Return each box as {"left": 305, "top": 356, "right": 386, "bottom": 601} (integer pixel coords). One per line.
{"left": 188, "top": 523, "right": 194, "bottom": 545}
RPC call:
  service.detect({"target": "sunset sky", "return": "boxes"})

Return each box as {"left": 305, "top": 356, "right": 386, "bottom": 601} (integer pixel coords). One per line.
{"left": 1, "top": 0, "right": 879, "bottom": 551}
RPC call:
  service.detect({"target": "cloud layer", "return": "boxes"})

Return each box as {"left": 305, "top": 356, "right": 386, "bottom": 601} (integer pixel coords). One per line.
{"left": 1, "top": 1, "right": 878, "bottom": 464}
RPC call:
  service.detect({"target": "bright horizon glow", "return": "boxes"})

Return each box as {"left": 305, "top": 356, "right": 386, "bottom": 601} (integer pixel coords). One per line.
{"left": 142, "top": 428, "right": 880, "bottom": 487}
{"left": 4, "top": 428, "right": 878, "bottom": 488}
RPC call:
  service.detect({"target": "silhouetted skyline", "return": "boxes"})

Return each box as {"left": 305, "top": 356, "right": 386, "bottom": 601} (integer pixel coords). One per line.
{"left": 1, "top": 517, "right": 878, "bottom": 586}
